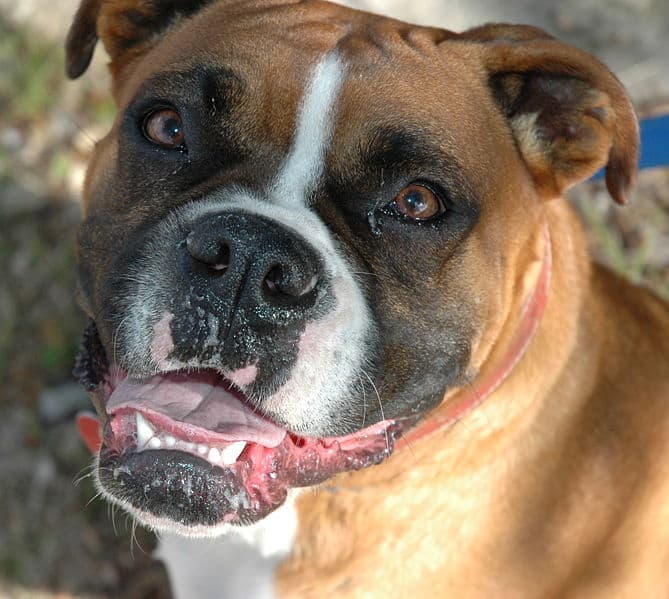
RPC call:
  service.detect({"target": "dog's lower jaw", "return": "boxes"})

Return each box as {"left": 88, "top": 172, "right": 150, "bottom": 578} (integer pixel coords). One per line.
{"left": 93, "top": 459, "right": 303, "bottom": 539}
{"left": 94, "top": 416, "right": 402, "bottom": 533}
{"left": 74, "top": 333, "right": 413, "bottom": 532}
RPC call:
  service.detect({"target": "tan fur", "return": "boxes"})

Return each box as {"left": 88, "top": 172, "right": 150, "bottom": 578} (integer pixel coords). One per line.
{"left": 65, "top": 2, "right": 668, "bottom": 597}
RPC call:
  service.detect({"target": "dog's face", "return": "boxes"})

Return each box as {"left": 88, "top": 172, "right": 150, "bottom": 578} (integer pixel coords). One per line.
{"left": 68, "top": 0, "right": 636, "bottom": 534}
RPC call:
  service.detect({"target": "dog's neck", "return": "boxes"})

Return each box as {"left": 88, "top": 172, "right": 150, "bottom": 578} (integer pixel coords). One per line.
{"left": 399, "top": 218, "right": 553, "bottom": 449}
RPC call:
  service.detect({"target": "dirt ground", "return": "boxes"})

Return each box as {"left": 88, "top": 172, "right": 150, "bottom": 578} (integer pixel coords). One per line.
{"left": 0, "top": 1, "right": 667, "bottom": 598}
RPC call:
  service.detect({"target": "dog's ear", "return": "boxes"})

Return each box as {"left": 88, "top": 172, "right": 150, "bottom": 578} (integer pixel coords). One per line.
{"left": 459, "top": 24, "right": 639, "bottom": 204}
{"left": 66, "top": 0, "right": 101, "bottom": 79}
{"left": 66, "top": 0, "right": 214, "bottom": 80}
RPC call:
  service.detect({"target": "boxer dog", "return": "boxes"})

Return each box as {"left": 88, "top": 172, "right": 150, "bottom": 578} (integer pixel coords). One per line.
{"left": 66, "top": 0, "right": 669, "bottom": 596}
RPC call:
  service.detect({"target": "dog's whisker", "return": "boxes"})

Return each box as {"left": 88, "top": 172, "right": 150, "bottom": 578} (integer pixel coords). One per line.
{"left": 84, "top": 490, "right": 105, "bottom": 509}
{"left": 129, "top": 517, "right": 150, "bottom": 557}
{"left": 73, "top": 470, "right": 94, "bottom": 486}
{"left": 72, "top": 461, "right": 97, "bottom": 486}
{"left": 361, "top": 369, "right": 389, "bottom": 454}
{"left": 57, "top": 104, "right": 100, "bottom": 147}
{"left": 452, "top": 413, "right": 473, "bottom": 435}
{"left": 357, "top": 373, "right": 368, "bottom": 429}
{"left": 398, "top": 430, "right": 416, "bottom": 458}
{"left": 128, "top": 515, "right": 137, "bottom": 557}
{"left": 111, "top": 503, "right": 119, "bottom": 537}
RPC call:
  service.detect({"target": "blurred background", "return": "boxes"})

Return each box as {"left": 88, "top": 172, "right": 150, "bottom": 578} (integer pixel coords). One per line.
{"left": 0, "top": 0, "right": 667, "bottom": 597}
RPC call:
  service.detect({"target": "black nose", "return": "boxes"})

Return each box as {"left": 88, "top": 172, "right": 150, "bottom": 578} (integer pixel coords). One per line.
{"left": 184, "top": 212, "right": 323, "bottom": 314}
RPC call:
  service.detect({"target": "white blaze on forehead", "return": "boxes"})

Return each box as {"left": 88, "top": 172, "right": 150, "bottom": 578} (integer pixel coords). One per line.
{"left": 271, "top": 52, "right": 346, "bottom": 206}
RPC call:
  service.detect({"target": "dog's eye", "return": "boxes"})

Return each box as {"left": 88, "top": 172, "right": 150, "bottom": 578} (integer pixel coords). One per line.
{"left": 389, "top": 183, "right": 445, "bottom": 222}
{"left": 143, "top": 108, "right": 186, "bottom": 150}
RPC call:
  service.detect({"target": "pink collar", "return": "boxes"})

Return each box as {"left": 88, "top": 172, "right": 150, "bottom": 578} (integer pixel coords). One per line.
{"left": 399, "top": 221, "right": 552, "bottom": 449}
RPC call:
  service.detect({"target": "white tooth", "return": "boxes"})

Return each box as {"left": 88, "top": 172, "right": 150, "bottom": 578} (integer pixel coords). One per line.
{"left": 221, "top": 441, "right": 246, "bottom": 465}
{"left": 149, "top": 437, "right": 162, "bottom": 449}
{"left": 198, "top": 444, "right": 208, "bottom": 455}
{"left": 135, "top": 413, "right": 155, "bottom": 448}
{"left": 208, "top": 447, "right": 222, "bottom": 463}
{"left": 186, "top": 442, "right": 196, "bottom": 451}
{"left": 165, "top": 436, "right": 176, "bottom": 447}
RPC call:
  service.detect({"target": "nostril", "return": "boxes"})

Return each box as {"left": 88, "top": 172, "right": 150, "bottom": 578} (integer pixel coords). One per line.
{"left": 186, "top": 231, "right": 231, "bottom": 273}
{"left": 264, "top": 265, "right": 283, "bottom": 294}
{"left": 210, "top": 257, "right": 229, "bottom": 272}
{"left": 263, "top": 265, "right": 319, "bottom": 300}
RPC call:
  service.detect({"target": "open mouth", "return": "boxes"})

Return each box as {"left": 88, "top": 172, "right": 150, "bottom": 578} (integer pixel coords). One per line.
{"left": 74, "top": 321, "right": 409, "bottom": 532}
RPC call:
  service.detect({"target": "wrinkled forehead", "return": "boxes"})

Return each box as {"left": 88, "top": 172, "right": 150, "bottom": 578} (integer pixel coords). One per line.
{"left": 113, "top": 0, "right": 505, "bottom": 191}
{"left": 115, "top": 1, "right": 481, "bottom": 117}
{"left": 117, "top": 2, "right": 361, "bottom": 105}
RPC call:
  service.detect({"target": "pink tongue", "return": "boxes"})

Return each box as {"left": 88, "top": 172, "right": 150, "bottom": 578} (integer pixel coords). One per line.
{"left": 107, "top": 371, "right": 286, "bottom": 448}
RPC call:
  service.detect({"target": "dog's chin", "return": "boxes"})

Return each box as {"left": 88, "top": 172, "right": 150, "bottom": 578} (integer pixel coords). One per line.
{"left": 75, "top": 322, "right": 410, "bottom": 534}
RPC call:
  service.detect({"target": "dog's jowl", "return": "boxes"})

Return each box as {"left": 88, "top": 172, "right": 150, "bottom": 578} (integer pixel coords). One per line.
{"left": 66, "top": 1, "right": 669, "bottom": 597}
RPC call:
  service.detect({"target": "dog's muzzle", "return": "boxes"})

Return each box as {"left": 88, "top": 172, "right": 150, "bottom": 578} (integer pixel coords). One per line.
{"left": 74, "top": 205, "right": 412, "bottom": 533}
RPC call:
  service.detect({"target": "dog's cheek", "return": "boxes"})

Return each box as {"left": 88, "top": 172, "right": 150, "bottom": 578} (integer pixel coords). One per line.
{"left": 374, "top": 299, "right": 475, "bottom": 421}
{"left": 77, "top": 217, "right": 124, "bottom": 326}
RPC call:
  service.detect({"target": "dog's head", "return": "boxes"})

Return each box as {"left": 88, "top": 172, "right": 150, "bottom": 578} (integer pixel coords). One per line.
{"left": 67, "top": 0, "right": 637, "bottom": 534}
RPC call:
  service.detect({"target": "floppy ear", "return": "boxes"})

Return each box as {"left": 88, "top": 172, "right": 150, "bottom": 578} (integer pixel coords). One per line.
{"left": 65, "top": 0, "right": 214, "bottom": 80}
{"left": 460, "top": 24, "right": 639, "bottom": 204}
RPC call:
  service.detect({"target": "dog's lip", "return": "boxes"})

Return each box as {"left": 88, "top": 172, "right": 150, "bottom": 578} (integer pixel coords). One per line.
{"left": 105, "top": 404, "right": 397, "bottom": 462}
{"left": 106, "top": 369, "right": 287, "bottom": 449}
{"left": 96, "top": 384, "right": 405, "bottom": 529}
{"left": 102, "top": 367, "right": 401, "bottom": 459}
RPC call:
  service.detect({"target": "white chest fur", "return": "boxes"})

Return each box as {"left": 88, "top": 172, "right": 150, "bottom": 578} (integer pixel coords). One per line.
{"left": 155, "top": 493, "right": 298, "bottom": 599}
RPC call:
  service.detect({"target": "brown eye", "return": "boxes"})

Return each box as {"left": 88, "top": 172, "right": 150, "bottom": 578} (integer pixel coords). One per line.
{"left": 392, "top": 183, "right": 444, "bottom": 221}
{"left": 143, "top": 108, "right": 186, "bottom": 149}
